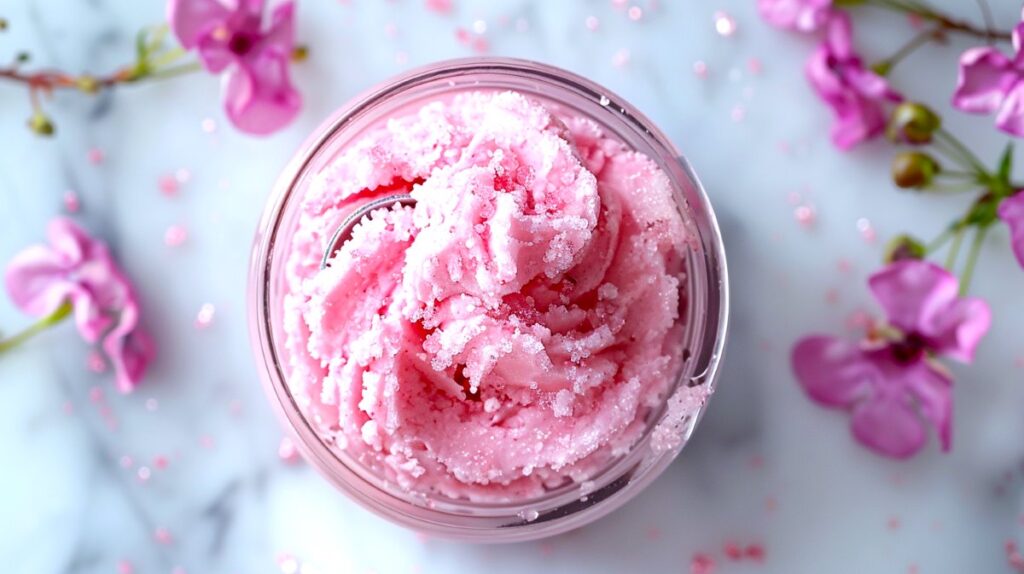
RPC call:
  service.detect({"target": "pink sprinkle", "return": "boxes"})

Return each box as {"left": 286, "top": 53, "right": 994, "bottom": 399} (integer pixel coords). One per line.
{"left": 175, "top": 168, "right": 192, "bottom": 184}
{"left": 384, "top": 22, "right": 397, "bottom": 37}
{"left": 846, "top": 309, "right": 873, "bottom": 331}
{"left": 455, "top": 27, "right": 470, "bottom": 44}
{"left": 158, "top": 174, "right": 179, "bottom": 196}
{"left": 277, "top": 553, "right": 300, "bottom": 574}
{"left": 777, "top": 140, "right": 793, "bottom": 155}
{"left": 154, "top": 527, "right": 173, "bottom": 545}
{"left": 764, "top": 496, "right": 778, "bottom": 512}
{"left": 201, "top": 118, "right": 217, "bottom": 133}
{"left": 713, "top": 11, "right": 736, "bottom": 37}
{"left": 837, "top": 258, "right": 853, "bottom": 273}
{"left": 153, "top": 455, "right": 169, "bottom": 470}
{"left": 62, "top": 401, "right": 74, "bottom": 415}
{"left": 119, "top": 455, "right": 134, "bottom": 468}
{"left": 612, "top": 49, "right": 630, "bottom": 67}
{"left": 627, "top": 5, "right": 643, "bottom": 21}
{"left": 794, "top": 205, "right": 816, "bottom": 228}
{"left": 585, "top": 15, "right": 600, "bottom": 31}
{"left": 415, "top": 532, "right": 430, "bottom": 543}
{"left": 195, "top": 303, "right": 216, "bottom": 329}
{"left": 690, "top": 553, "right": 716, "bottom": 574}
{"left": 786, "top": 191, "right": 802, "bottom": 206}
{"left": 539, "top": 543, "right": 554, "bottom": 556}
{"left": 887, "top": 516, "right": 902, "bottom": 530}
{"left": 279, "top": 436, "right": 301, "bottom": 464}
{"left": 514, "top": 17, "right": 529, "bottom": 33}
{"left": 87, "top": 351, "right": 107, "bottom": 373}
{"left": 171, "top": 568, "right": 187, "bottom": 574}
{"left": 745, "top": 544, "right": 766, "bottom": 563}
{"left": 87, "top": 148, "right": 104, "bottom": 165}
{"left": 1014, "top": 356, "right": 1024, "bottom": 368}
{"left": 164, "top": 225, "right": 188, "bottom": 247}
{"left": 693, "top": 60, "right": 708, "bottom": 79}
{"left": 748, "top": 454, "right": 765, "bottom": 469}
{"left": 612, "top": 0, "right": 628, "bottom": 8}
{"left": 1008, "top": 540, "right": 1024, "bottom": 572}
{"left": 89, "top": 386, "right": 104, "bottom": 403}
{"left": 857, "top": 217, "right": 877, "bottom": 243}
{"left": 145, "top": 398, "right": 159, "bottom": 412}
{"left": 63, "top": 190, "right": 81, "bottom": 213}
{"left": 645, "top": 526, "right": 661, "bottom": 541}
{"left": 116, "top": 560, "right": 134, "bottom": 574}
{"left": 471, "top": 19, "right": 487, "bottom": 34}
{"left": 137, "top": 466, "right": 151, "bottom": 482}
{"left": 470, "top": 36, "right": 489, "bottom": 53}
{"left": 199, "top": 435, "right": 215, "bottom": 449}
{"left": 747, "top": 57, "right": 763, "bottom": 75}
{"left": 908, "top": 565, "right": 919, "bottom": 574}
{"left": 724, "top": 541, "right": 743, "bottom": 560}
{"left": 825, "top": 288, "right": 840, "bottom": 305}
{"left": 425, "top": 0, "right": 451, "bottom": 14}
{"left": 395, "top": 51, "right": 408, "bottom": 65}
{"left": 730, "top": 105, "right": 746, "bottom": 122}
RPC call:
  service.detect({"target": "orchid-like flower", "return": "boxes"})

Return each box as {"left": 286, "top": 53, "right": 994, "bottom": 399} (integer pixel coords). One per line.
{"left": 792, "top": 261, "right": 991, "bottom": 458}
{"left": 757, "top": 0, "right": 833, "bottom": 33}
{"left": 805, "top": 13, "right": 903, "bottom": 150}
{"left": 1000, "top": 191, "right": 1024, "bottom": 268}
{"left": 3, "top": 218, "right": 154, "bottom": 392}
{"left": 951, "top": 15, "right": 1024, "bottom": 137}
{"left": 168, "top": 0, "right": 301, "bottom": 135}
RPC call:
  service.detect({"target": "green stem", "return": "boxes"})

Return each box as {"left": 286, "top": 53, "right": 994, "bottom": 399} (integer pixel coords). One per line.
{"left": 945, "top": 226, "right": 965, "bottom": 270}
{"left": 873, "top": 27, "right": 938, "bottom": 75}
{"left": 959, "top": 224, "right": 989, "bottom": 294}
{"left": 145, "top": 62, "right": 203, "bottom": 80}
{"left": 936, "top": 129, "right": 988, "bottom": 175}
{"left": 0, "top": 301, "right": 73, "bottom": 353}
{"left": 867, "top": 0, "right": 1012, "bottom": 41}
{"left": 926, "top": 227, "right": 954, "bottom": 253}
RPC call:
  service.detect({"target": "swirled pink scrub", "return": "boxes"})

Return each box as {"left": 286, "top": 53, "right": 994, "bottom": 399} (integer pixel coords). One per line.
{"left": 282, "top": 91, "right": 689, "bottom": 501}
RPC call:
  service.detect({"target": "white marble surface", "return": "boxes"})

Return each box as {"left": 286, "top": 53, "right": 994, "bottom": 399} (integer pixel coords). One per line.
{"left": 2, "top": 0, "right": 1024, "bottom": 572}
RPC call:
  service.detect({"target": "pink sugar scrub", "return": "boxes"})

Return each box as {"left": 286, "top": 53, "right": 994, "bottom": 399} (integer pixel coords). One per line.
{"left": 281, "top": 91, "right": 695, "bottom": 501}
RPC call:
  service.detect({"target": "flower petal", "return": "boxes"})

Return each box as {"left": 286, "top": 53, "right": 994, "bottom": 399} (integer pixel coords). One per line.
{"left": 1000, "top": 192, "right": 1024, "bottom": 269}
{"left": 4, "top": 244, "right": 75, "bottom": 317}
{"left": 923, "top": 296, "right": 991, "bottom": 363}
{"left": 995, "top": 82, "right": 1024, "bottom": 137}
{"left": 829, "top": 93, "right": 888, "bottom": 150}
{"left": 952, "top": 47, "right": 1015, "bottom": 114}
{"left": 850, "top": 388, "right": 927, "bottom": 459}
{"left": 903, "top": 360, "right": 953, "bottom": 452}
{"left": 868, "top": 260, "right": 959, "bottom": 336}
{"left": 792, "top": 335, "right": 875, "bottom": 407}
{"left": 167, "top": 0, "right": 231, "bottom": 49}
{"left": 101, "top": 301, "right": 155, "bottom": 393}
{"left": 222, "top": 49, "right": 301, "bottom": 135}
{"left": 757, "top": 0, "right": 831, "bottom": 33}
{"left": 825, "top": 11, "right": 855, "bottom": 61}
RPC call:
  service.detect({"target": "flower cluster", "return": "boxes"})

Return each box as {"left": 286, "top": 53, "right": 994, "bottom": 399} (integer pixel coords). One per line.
{"left": 761, "top": 0, "right": 1024, "bottom": 458}
{"left": 3, "top": 219, "right": 153, "bottom": 392}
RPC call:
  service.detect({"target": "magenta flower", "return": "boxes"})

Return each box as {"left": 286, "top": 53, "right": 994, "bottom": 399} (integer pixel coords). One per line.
{"left": 168, "top": 0, "right": 301, "bottom": 135}
{"left": 4, "top": 218, "right": 154, "bottom": 392}
{"left": 952, "top": 18, "right": 1024, "bottom": 136}
{"left": 757, "top": 0, "right": 832, "bottom": 33}
{"left": 792, "top": 261, "right": 990, "bottom": 458}
{"left": 805, "top": 13, "right": 903, "bottom": 150}
{"left": 1000, "top": 191, "right": 1024, "bottom": 268}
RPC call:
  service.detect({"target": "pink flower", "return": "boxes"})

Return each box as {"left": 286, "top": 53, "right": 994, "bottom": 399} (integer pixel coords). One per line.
{"left": 168, "top": 0, "right": 301, "bottom": 135}
{"left": 757, "top": 0, "right": 832, "bottom": 33}
{"left": 1000, "top": 191, "right": 1024, "bottom": 268}
{"left": 4, "top": 218, "right": 154, "bottom": 392}
{"left": 792, "top": 261, "right": 990, "bottom": 458}
{"left": 805, "top": 13, "right": 902, "bottom": 150}
{"left": 952, "top": 17, "right": 1024, "bottom": 136}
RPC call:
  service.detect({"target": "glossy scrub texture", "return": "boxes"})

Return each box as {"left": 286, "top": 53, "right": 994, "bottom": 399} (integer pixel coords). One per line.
{"left": 281, "top": 91, "right": 690, "bottom": 501}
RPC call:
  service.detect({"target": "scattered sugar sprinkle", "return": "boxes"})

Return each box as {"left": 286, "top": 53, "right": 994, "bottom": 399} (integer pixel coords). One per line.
{"left": 201, "top": 117, "right": 217, "bottom": 133}
{"left": 514, "top": 17, "right": 529, "bottom": 33}
{"left": 195, "top": 303, "right": 216, "bottom": 329}
{"left": 89, "top": 386, "right": 104, "bottom": 403}
{"left": 856, "top": 217, "right": 877, "bottom": 243}
{"left": 611, "top": 48, "right": 630, "bottom": 68}
{"left": 164, "top": 225, "right": 188, "bottom": 247}
{"left": 730, "top": 105, "right": 746, "bottom": 123}
{"left": 472, "top": 19, "right": 487, "bottom": 34}
{"left": 747, "top": 57, "right": 763, "bottom": 75}
{"left": 599, "top": 95, "right": 611, "bottom": 107}
{"left": 425, "top": 0, "right": 451, "bottom": 14}
{"left": 690, "top": 553, "right": 716, "bottom": 574}
{"left": 627, "top": 5, "right": 643, "bottom": 21}
{"left": 87, "top": 351, "right": 107, "bottom": 373}
{"left": 199, "top": 435, "right": 215, "bottom": 449}
{"left": 63, "top": 190, "right": 81, "bottom": 213}
{"left": 713, "top": 10, "right": 736, "bottom": 37}
{"left": 277, "top": 553, "right": 300, "bottom": 574}
{"left": 794, "top": 204, "right": 816, "bottom": 228}
{"left": 693, "top": 60, "right": 708, "bottom": 79}
{"left": 145, "top": 398, "right": 159, "bottom": 412}
{"left": 887, "top": 515, "right": 902, "bottom": 530}
{"left": 87, "top": 148, "right": 104, "bottom": 165}
{"left": 119, "top": 455, "right": 134, "bottom": 469}
{"left": 724, "top": 541, "right": 743, "bottom": 560}
{"left": 116, "top": 560, "right": 134, "bottom": 574}
{"left": 279, "top": 436, "right": 301, "bottom": 464}
{"left": 154, "top": 455, "right": 169, "bottom": 470}
{"left": 585, "top": 15, "right": 599, "bottom": 31}
{"left": 154, "top": 527, "right": 173, "bottom": 545}
{"left": 395, "top": 51, "right": 409, "bottom": 65}
{"left": 137, "top": 466, "right": 151, "bottom": 482}
{"left": 159, "top": 174, "right": 180, "bottom": 196}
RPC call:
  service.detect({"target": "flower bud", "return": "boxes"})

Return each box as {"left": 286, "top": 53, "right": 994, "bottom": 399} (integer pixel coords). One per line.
{"left": 0, "top": 18, "right": 9, "bottom": 31}
{"left": 291, "top": 45, "right": 309, "bottom": 63}
{"left": 887, "top": 102, "right": 941, "bottom": 144}
{"left": 27, "top": 112, "right": 55, "bottom": 136}
{"left": 884, "top": 234, "right": 926, "bottom": 263}
{"left": 892, "top": 151, "right": 939, "bottom": 189}
{"left": 75, "top": 75, "right": 100, "bottom": 94}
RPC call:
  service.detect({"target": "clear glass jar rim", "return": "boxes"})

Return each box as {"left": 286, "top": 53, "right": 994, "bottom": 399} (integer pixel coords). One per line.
{"left": 248, "top": 57, "right": 730, "bottom": 542}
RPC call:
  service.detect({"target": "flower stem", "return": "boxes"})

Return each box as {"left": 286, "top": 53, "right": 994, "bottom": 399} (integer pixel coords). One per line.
{"left": 945, "top": 225, "right": 965, "bottom": 269}
{"left": 959, "top": 224, "right": 989, "bottom": 294}
{"left": 926, "top": 227, "right": 954, "bottom": 253}
{"left": 868, "top": 0, "right": 1012, "bottom": 42}
{"left": 0, "top": 302, "right": 73, "bottom": 353}
{"left": 936, "top": 129, "right": 988, "bottom": 175}
{"left": 873, "top": 27, "right": 939, "bottom": 75}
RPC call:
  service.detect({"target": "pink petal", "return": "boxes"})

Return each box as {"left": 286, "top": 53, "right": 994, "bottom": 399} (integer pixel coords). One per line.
{"left": 952, "top": 47, "right": 1015, "bottom": 114}
{"left": 824, "top": 12, "right": 854, "bottom": 61}
{"left": 167, "top": 0, "right": 231, "bottom": 49}
{"left": 264, "top": 0, "right": 296, "bottom": 48}
{"left": 222, "top": 49, "right": 301, "bottom": 135}
{"left": 923, "top": 296, "right": 991, "bottom": 363}
{"left": 46, "top": 217, "right": 90, "bottom": 264}
{"left": 830, "top": 93, "right": 888, "bottom": 150}
{"left": 102, "top": 301, "right": 155, "bottom": 393}
{"left": 1000, "top": 192, "right": 1024, "bottom": 269}
{"left": 868, "top": 260, "right": 959, "bottom": 336}
{"left": 904, "top": 360, "right": 953, "bottom": 452}
{"left": 850, "top": 388, "right": 927, "bottom": 459}
{"left": 196, "top": 35, "right": 236, "bottom": 73}
{"left": 792, "top": 335, "right": 874, "bottom": 407}
{"left": 757, "top": 0, "right": 831, "bottom": 32}
{"left": 4, "top": 244, "right": 76, "bottom": 317}
{"left": 995, "top": 82, "right": 1024, "bottom": 136}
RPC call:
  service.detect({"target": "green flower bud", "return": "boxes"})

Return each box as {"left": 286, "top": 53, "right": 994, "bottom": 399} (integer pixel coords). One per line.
{"left": 892, "top": 151, "right": 940, "bottom": 189}
{"left": 0, "top": 18, "right": 9, "bottom": 31}
{"left": 884, "top": 234, "right": 926, "bottom": 263}
{"left": 887, "top": 102, "right": 941, "bottom": 145}
{"left": 27, "top": 112, "right": 55, "bottom": 136}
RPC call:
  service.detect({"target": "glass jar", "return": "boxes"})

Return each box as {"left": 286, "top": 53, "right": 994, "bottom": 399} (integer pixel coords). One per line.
{"left": 248, "top": 57, "right": 728, "bottom": 542}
